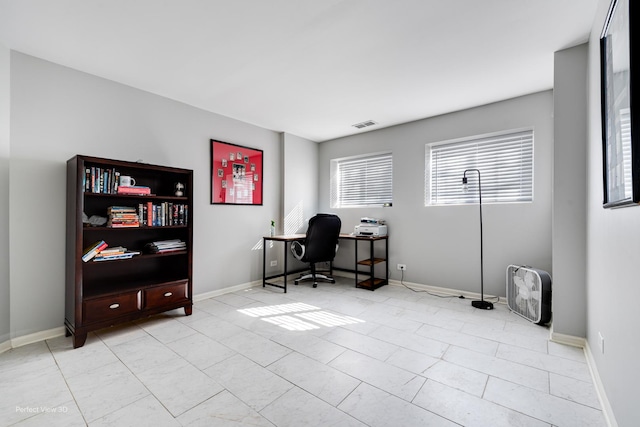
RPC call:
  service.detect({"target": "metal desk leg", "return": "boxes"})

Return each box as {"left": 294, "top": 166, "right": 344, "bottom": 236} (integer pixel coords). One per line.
{"left": 385, "top": 237, "right": 389, "bottom": 286}
{"left": 354, "top": 240, "right": 358, "bottom": 287}
{"left": 283, "top": 240, "right": 288, "bottom": 293}
{"left": 262, "top": 237, "right": 267, "bottom": 289}
{"left": 370, "top": 239, "right": 374, "bottom": 284}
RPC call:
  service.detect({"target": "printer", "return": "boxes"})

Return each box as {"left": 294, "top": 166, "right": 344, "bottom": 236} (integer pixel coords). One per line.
{"left": 354, "top": 217, "right": 387, "bottom": 237}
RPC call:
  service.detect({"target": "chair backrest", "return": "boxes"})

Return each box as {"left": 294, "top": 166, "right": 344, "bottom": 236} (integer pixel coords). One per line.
{"left": 301, "top": 214, "right": 342, "bottom": 263}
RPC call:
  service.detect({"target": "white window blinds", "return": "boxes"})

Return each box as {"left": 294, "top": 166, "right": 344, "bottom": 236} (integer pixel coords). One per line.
{"left": 426, "top": 129, "right": 533, "bottom": 205}
{"left": 331, "top": 153, "right": 393, "bottom": 208}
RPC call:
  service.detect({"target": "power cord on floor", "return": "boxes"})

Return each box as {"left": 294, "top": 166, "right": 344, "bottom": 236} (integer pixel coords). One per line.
{"left": 397, "top": 269, "right": 461, "bottom": 298}
{"left": 396, "top": 269, "right": 501, "bottom": 303}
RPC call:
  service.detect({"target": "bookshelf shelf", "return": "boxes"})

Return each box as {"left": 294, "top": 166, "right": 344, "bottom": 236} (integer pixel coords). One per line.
{"left": 83, "top": 225, "right": 189, "bottom": 232}
{"left": 85, "top": 193, "right": 189, "bottom": 201}
{"left": 66, "top": 155, "right": 193, "bottom": 348}
{"left": 82, "top": 251, "right": 189, "bottom": 265}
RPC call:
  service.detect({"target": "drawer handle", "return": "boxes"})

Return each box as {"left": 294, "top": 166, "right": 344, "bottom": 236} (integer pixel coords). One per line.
{"left": 164, "top": 292, "right": 173, "bottom": 297}
{"left": 109, "top": 303, "right": 120, "bottom": 309}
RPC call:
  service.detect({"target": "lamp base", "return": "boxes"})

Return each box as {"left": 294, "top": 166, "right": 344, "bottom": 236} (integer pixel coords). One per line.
{"left": 471, "top": 300, "right": 494, "bottom": 310}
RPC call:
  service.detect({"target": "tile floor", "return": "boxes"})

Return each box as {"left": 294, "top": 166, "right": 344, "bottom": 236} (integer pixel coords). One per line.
{"left": 1, "top": 279, "right": 607, "bottom": 426}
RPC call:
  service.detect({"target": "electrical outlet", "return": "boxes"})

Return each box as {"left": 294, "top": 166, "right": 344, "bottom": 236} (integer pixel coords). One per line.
{"left": 270, "top": 260, "right": 277, "bottom": 267}
{"left": 397, "top": 264, "right": 407, "bottom": 271}
{"left": 599, "top": 332, "right": 605, "bottom": 354}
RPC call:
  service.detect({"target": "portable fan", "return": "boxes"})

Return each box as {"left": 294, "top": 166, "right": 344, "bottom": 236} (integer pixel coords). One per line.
{"left": 506, "top": 265, "right": 552, "bottom": 325}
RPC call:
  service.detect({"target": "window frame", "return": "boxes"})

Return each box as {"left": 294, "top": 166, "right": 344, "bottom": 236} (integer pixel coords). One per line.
{"left": 425, "top": 128, "right": 534, "bottom": 206}
{"left": 330, "top": 152, "right": 393, "bottom": 209}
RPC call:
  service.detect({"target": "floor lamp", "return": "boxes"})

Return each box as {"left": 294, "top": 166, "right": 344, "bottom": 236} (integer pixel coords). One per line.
{"left": 462, "top": 169, "right": 494, "bottom": 310}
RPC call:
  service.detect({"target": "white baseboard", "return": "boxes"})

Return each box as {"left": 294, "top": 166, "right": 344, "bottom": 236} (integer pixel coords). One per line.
{"left": 549, "top": 331, "right": 586, "bottom": 348}
{"left": 7, "top": 326, "right": 66, "bottom": 351}
{"left": 193, "top": 280, "right": 260, "bottom": 302}
{"left": 584, "top": 341, "right": 618, "bottom": 427}
{"left": 0, "top": 339, "right": 11, "bottom": 354}
{"left": 548, "top": 331, "right": 617, "bottom": 427}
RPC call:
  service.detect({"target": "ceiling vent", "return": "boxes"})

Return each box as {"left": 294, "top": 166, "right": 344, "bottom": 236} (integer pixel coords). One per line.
{"left": 352, "top": 120, "right": 378, "bottom": 129}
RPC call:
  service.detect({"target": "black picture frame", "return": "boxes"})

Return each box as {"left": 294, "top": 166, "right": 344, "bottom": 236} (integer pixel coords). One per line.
{"left": 600, "top": 0, "right": 639, "bottom": 208}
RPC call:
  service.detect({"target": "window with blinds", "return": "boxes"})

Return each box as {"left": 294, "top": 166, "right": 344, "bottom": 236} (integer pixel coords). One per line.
{"left": 331, "top": 153, "right": 393, "bottom": 208}
{"left": 425, "top": 129, "right": 533, "bottom": 205}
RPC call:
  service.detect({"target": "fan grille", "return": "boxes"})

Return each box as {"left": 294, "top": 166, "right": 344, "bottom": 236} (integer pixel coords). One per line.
{"left": 507, "top": 265, "right": 544, "bottom": 323}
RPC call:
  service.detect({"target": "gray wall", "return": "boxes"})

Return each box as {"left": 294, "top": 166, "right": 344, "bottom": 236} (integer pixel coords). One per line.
{"left": 319, "top": 92, "right": 554, "bottom": 298}
{"left": 0, "top": 43, "right": 9, "bottom": 345}
{"left": 552, "top": 44, "right": 588, "bottom": 338}
{"left": 586, "top": 1, "right": 640, "bottom": 425}
{"left": 262, "top": 132, "right": 318, "bottom": 274}
{"left": 8, "top": 52, "right": 281, "bottom": 338}
{"left": 282, "top": 132, "right": 318, "bottom": 233}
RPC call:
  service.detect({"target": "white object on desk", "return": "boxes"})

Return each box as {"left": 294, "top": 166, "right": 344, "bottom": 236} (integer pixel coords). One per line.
{"left": 354, "top": 224, "right": 387, "bottom": 236}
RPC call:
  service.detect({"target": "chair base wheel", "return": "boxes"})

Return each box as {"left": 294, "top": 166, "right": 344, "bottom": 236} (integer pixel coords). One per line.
{"left": 294, "top": 272, "right": 334, "bottom": 289}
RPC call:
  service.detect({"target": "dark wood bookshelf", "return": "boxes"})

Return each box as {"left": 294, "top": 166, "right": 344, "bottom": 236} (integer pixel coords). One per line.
{"left": 65, "top": 155, "right": 193, "bottom": 348}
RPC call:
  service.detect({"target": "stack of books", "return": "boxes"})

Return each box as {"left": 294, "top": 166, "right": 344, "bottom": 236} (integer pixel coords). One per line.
{"left": 82, "top": 240, "right": 108, "bottom": 262}
{"left": 117, "top": 185, "right": 152, "bottom": 195}
{"left": 93, "top": 246, "right": 141, "bottom": 261}
{"left": 107, "top": 206, "right": 140, "bottom": 228}
{"left": 145, "top": 239, "right": 186, "bottom": 254}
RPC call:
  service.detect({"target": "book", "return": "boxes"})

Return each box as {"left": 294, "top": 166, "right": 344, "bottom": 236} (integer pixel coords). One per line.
{"left": 147, "top": 201, "right": 153, "bottom": 227}
{"left": 138, "top": 203, "right": 144, "bottom": 226}
{"left": 82, "top": 240, "right": 108, "bottom": 262}
{"left": 117, "top": 186, "right": 151, "bottom": 195}
{"left": 113, "top": 170, "right": 120, "bottom": 193}
{"left": 92, "top": 251, "right": 141, "bottom": 261}
{"left": 107, "top": 206, "right": 137, "bottom": 213}
{"left": 84, "top": 167, "right": 91, "bottom": 192}
{"left": 96, "top": 246, "right": 127, "bottom": 255}
{"left": 108, "top": 222, "right": 140, "bottom": 228}
{"left": 102, "top": 170, "right": 109, "bottom": 193}
{"left": 145, "top": 239, "right": 186, "bottom": 253}
{"left": 82, "top": 240, "right": 105, "bottom": 255}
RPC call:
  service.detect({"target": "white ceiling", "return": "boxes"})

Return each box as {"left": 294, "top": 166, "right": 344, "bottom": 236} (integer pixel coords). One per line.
{"left": 0, "top": 0, "right": 598, "bottom": 142}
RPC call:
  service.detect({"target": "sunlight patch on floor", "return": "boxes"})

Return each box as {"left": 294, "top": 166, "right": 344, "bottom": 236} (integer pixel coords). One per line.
{"left": 237, "top": 302, "right": 365, "bottom": 330}
{"left": 261, "top": 315, "right": 320, "bottom": 331}
{"left": 238, "top": 302, "right": 319, "bottom": 317}
{"left": 296, "top": 311, "right": 365, "bottom": 327}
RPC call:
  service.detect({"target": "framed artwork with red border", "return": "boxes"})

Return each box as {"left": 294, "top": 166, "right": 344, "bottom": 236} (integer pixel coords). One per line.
{"left": 211, "top": 139, "right": 263, "bottom": 205}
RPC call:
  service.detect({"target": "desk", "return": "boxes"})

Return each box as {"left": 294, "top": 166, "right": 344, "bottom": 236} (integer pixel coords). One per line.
{"left": 262, "top": 234, "right": 389, "bottom": 293}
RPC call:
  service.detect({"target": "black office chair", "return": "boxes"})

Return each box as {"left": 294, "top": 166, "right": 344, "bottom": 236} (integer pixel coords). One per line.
{"left": 291, "top": 214, "right": 342, "bottom": 288}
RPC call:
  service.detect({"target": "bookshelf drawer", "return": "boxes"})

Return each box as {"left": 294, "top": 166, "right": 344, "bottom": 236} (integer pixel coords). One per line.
{"left": 83, "top": 291, "right": 142, "bottom": 323}
{"left": 145, "top": 281, "right": 189, "bottom": 309}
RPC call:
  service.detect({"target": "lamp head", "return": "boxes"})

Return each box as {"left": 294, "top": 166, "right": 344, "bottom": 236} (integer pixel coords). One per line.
{"left": 462, "top": 176, "right": 469, "bottom": 193}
